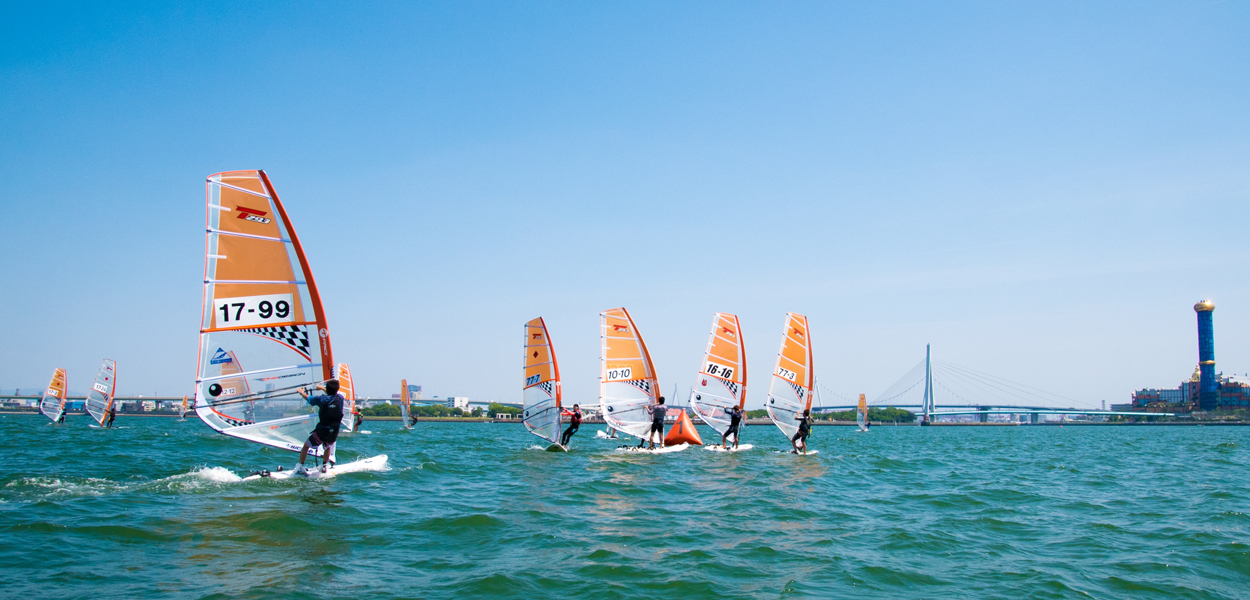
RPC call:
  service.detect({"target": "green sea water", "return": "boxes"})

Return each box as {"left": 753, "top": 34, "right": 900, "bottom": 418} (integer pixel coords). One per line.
{"left": 1, "top": 415, "right": 1247, "bottom": 599}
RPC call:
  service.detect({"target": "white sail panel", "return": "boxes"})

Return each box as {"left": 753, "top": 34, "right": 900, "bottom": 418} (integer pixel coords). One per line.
{"left": 39, "top": 368, "right": 68, "bottom": 422}
{"left": 195, "top": 170, "right": 334, "bottom": 455}
{"left": 689, "top": 313, "right": 747, "bottom": 437}
{"left": 766, "top": 313, "right": 814, "bottom": 439}
{"left": 599, "top": 307, "right": 659, "bottom": 441}
{"left": 523, "top": 317, "right": 562, "bottom": 444}
{"left": 337, "top": 363, "right": 355, "bottom": 433}
{"left": 85, "top": 359, "right": 117, "bottom": 426}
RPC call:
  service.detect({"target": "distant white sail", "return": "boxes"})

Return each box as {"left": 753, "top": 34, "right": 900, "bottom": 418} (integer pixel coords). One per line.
{"left": 85, "top": 359, "right": 117, "bottom": 426}
{"left": 689, "top": 313, "right": 747, "bottom": 437}
{"left": 523, "top": 317, "right": 563, "bottom": 445}
{"left": 39, "top": 368, "right": 68, "bottom": 422}
{"left": 599, "top": 307, "right": 660, "bottom": 442}
{"left": 195, "top": 170, "right": 334, "bottom": 455}
{"left": 857, "top": 393, "right": 868, "bottom": 431}
{"left": 765, "top": 313, "right": 814, "bottom": 440}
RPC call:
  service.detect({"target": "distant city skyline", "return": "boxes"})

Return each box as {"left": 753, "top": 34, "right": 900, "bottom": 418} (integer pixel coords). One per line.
{"left": 2, "top": 2, "right": 1248, "bottom": 408}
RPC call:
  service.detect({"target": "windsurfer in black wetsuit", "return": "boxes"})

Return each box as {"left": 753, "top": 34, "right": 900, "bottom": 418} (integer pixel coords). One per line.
{"left": 559, "top": 404, "right": 582, "bottom": 446}
{"left": 296, "top": 380, "right": 344, "bottom": 473}
{"left": 104, "top": 403, "right": 116, "bottom": 428}
{"left": 791, "top": 409, "right": 813, "bottom": 454}
{"left": 353, "top": 408, "right": 364, "bottom": 431}
{"left": 722, "top": 405, "right": 743, "bottom": 449}
{"left": 56, "top": 411, "right": 66, "bottom": 425}
{"left": 640, "top": 397, "right": 667, "bottom": 450}
{"left": 408, "top": 410, "right": 419, "bottom": 427}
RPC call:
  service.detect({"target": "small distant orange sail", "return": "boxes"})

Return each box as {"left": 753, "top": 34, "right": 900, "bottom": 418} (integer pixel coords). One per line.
{"left": 664, "top": 409, "right": 703, "bottom": 446}
{"left": 39, "top": 368, "right": 68, "bottom": 422}
{"left": 401, "top": 378, "right": 411, "bottom": 428}
{"left": 337, "top": 363, "right": 356, "bottom": 432}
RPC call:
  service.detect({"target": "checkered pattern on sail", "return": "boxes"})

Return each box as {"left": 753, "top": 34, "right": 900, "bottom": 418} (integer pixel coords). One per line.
{"left": 790, "top": 382, "right": 806, "bottom": 400}
{"left": 241, "top": 325, "right": 312, "bottom": 360}
{"left": 627, "top": 379, "right": 651, "bottom": 395}
{"left": 538, "top": 381, "right": 554, "bottom": 396}
{"left": 725, "top": 380, "right": 740, "bottom": 398}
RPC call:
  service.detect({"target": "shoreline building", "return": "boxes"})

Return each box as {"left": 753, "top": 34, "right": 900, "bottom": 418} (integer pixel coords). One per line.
{"left": 1132, "top": 300, "right": 1250, "bottom": 411}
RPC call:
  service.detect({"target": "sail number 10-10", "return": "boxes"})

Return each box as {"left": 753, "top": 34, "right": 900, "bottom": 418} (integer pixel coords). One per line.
{"left": 214, "top": 293, "right": 295, "bottom": 328}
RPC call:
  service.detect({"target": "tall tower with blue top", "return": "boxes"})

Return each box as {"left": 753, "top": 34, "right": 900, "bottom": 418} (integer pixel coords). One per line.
{"left": 1195, "top": 300, "right": 1217, "bottom": 410}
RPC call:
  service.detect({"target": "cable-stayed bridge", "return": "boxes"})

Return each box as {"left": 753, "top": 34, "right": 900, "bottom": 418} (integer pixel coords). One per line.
{"left": 814, "top": 345, "right": 1172, "bottom": 423}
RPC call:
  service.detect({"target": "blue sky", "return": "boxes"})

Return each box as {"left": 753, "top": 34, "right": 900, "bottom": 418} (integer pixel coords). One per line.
{"left": 2, "top": 1, "right": 1248, "bottom": 408}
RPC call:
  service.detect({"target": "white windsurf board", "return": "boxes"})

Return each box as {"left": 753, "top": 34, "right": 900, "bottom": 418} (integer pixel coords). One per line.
{"left": 242, "top": 454, "right": 388, "bottom": 481}
{"left": 615, "top": 443, "right": 690, "bottom": 454}
{"left": 704, "top": 444, "right": 754, "bottom": 452}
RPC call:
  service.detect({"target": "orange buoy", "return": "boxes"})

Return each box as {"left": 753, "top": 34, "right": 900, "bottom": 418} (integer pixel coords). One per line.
{"left": 664, "top": 409, "right": 704, "bottom": 446}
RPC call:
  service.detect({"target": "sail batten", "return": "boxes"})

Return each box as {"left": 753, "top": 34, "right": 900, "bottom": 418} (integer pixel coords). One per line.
{"left": 523, "top": 317, "right": 563, "bottom": 445}
{"left": 195, "top": 170, "right": 333, "bottom": 455}
{"left": 690, "top": 313, "right": 748, "bottom": 437}
{"left": 599, "top": 307, "right": 660, "bottom": 441}
{"left": 766, "top": 313, "right": 815, "bottom": 440}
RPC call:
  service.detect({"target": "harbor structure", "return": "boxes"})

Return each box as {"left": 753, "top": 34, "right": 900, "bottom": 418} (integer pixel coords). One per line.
{"left": 1195, "top": 300, "right": 1217, "bottom": 410}
{"left": 1131, "top": 300, "right": 1250, "bottom": 411}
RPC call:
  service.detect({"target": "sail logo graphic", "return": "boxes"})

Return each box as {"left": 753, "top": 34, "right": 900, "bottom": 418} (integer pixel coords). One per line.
{"left": 722, "top": 327, "right": 735, "bottom": 337}
{"left": 210, "top": 349, "right": 234, "bottom": 365}
{"left": 612, "top": 324, "right": 629, "bottom": 332}
{"left": 532, "top": 333, "right": 543, "bottom": 339}
{"left": 235, "top": 206, "right": 272, "bottom": 224}
{"left": 792, "top": 327, "right": 805, "bottom": 339}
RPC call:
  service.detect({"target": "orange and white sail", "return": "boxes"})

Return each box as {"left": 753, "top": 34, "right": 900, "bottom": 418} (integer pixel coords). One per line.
{"left": 337, "top": 363, "right": 356, "bottom": 433}
{"left": 401, "top": 378, "right": 411, "bottom": 428}
{"left": 39, "top": 368, "right": 68, "bottom": 422}
{"left": 523, "top": 317, "right": 563, "bottom": 444}
{"left": 857, "top": 393, "right": 868, "bottom": 431}
{"left": 765, "top": 313, "right": 814, "bottom": 440}
{"left": 179, "top": 396, "right": 188, "bottom": 419}
{"left": 195, "top": 170, "right": 334, "bottom": 455}
{"left": 689, "top": 313, "right": 747, "bottom": 438}
{"left": 85, "top": 359, "right": 117, "bottom": 426}
{"left": 599, "top": 307, "right": 660, "bottom": 442}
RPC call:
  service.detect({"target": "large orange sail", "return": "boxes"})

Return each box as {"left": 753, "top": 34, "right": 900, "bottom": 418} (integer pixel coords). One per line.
{"left": 599, "top": 307, "right": 661, "bottom": 442}
{"left": 39, "top": 368, "right": 68, "bottom": 422}
{"left": 765, "top": 313, "right": 815, "bottom": 440}
{"left": 689, "top": 313, "right": 747, "bottom": 438}
{"left": 523, "top": 317, "right": 563, "bottom": 444}
{"left": 194, "top": 170, "right": 334, "bottom": 454}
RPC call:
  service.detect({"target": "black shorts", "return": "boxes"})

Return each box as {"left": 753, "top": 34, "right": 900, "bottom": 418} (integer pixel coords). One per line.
{"left": 649, "top": 421, "right": 664, "bottom": 435}
{"left": 792, "top": 430, "right": 809, "bottom": 443}
{"left": 726, "top": 423, "right": 741, "bottom": 435}
{"left": 309, "top": 427, "right": 339, "bottom": 446}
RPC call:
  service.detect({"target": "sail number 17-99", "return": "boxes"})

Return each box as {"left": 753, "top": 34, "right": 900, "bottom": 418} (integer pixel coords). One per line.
{"left": 214, "top": 293, "right": 295, "bottom": 328}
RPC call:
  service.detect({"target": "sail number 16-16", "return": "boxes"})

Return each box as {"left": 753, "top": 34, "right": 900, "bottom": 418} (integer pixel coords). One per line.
{"left": 214, "top": 293, "right": 295, "bottom": 328}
